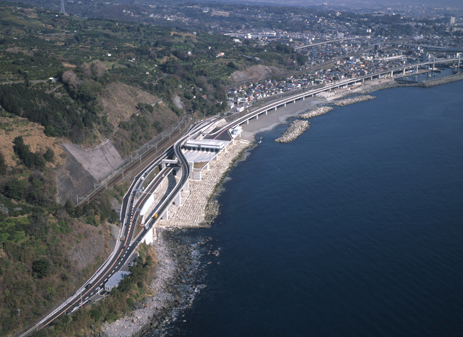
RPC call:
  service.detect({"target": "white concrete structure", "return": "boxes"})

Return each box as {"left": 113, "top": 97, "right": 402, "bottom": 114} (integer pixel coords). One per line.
{"left": 184, "top": 139, "right": 225, "bottom": 152}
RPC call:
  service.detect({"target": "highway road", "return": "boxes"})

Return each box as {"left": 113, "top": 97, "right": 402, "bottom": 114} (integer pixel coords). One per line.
{"left": 18, "top": 118, "right": 215, "bottom": 336}
{"left": 18, "top": 56, "right": 459, "bottom": 335}
{"left": 18, "top": 149, "right": 174, "bottom": 336}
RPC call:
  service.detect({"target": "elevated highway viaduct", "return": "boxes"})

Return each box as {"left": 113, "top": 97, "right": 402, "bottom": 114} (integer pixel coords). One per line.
{"left": 210, "top": 57, "right": 461, "bottom": 137}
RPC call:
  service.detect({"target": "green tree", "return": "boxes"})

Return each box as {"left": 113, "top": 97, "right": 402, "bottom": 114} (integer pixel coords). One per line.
{"left": 32, "top": 257, "right": 51, "bottom": 278}
{"left": 227, "top": 61, "right": 239, "bottom": 70}
{"left": 64, "top": 200, "right": 75, "bottom": 216}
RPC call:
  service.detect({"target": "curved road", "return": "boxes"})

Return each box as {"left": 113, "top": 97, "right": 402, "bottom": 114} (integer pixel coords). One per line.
{"left": 18, "top": 119, "right": 214, "bottom": 336}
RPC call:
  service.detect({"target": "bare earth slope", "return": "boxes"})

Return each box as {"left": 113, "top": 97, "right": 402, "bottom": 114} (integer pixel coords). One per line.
{"left": 230, "top": 65, "right": 287, "bottom": 84}
{"left": 100, "top": 82, "right": 170, "bottom": 127}
{"left": 0, "top": 116, "right": 65, "bottom": 168}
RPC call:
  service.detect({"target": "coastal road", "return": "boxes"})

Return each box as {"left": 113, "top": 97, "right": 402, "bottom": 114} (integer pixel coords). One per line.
{"left": 18, "top": 118, "right": 214, "bottom": 337}
{"left": 17, "top": 148, "right": 175, "bottom": 336}
{"left": 210, "top": 57, "right": 461, "bottom": 140}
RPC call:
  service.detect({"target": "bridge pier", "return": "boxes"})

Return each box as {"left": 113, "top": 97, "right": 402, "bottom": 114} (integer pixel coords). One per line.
{"left": 246, "top": 119, "right": 249, "bottom": 124}
{"left": 174, "top": 193, "right": 181, "bottom": 206}
{"left": 403, "top": 69, "right": 406, "bottom": 75}
{"left": 188, "top": 161, "right": 194, "bottom": 179}
{"left": 143, "top": 226, "right": 155, "bottom": 245}
{"left": 161, "top": 209, "right": 168, "bottom": 221}
{"left": 284, "top": 103, "right": 286, "bottom": 107}
{"left": 182, "top": 179, "right": 189, "bottom": 192}
{"left": 255, "top": 114, "right": 259, "bottom": 120}
{"left": 265, "top": 111, "right": 268, "bottom": 115}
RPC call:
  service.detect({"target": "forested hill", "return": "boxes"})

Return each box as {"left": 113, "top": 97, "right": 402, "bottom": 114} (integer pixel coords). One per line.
{"left": 0, "top": 2, "right": 304, "bottom": 133}
{"left": 0, "top": 2, "right": 305, "bottom": 336}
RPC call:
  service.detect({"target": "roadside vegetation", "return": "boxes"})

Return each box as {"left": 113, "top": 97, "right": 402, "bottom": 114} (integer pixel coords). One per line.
{"left": 0, "top": 1, "right": 306, "bottom": 335}
{"left": 29, "top": 244, "right": 156, "bottom": 337}
{"left": 0, "top": 135, "right": 128, "bottom": 335}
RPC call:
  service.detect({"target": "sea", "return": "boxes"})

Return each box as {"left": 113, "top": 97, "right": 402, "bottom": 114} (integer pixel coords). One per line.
{"left": 154, "top": 78, "right": 463, "bottom": 336}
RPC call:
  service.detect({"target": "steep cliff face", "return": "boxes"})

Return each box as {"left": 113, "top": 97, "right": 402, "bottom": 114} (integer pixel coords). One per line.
{"left": 67, "top": 220, "right": 113, "bottom": 273}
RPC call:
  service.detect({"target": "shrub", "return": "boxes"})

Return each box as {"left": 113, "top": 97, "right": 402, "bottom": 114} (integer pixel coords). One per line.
{"left": 90, "top": 308, "right": 102, "bottom": 321}
{"left": 44, "top": 148, "right": 54, "bottom": 162}
{"left": 0, "top": 151, "right": 7, "bottom": 175}
{"left": 4, "top": 178, "right": 26, "bottom": 200}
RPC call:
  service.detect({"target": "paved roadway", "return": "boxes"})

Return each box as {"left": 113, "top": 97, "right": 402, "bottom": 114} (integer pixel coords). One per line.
{"left": 18, "top": 119, "right": 215, "bottom": 336}
{"left": 19, "top": 55, "right": 457, "bottom": 334}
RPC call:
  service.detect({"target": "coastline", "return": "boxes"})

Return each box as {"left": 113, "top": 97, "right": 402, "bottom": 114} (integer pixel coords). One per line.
{"left": 242, "top": 71, "right": 463, "bottom": 139}
{"left": 101, "top": 71, "right": 463, "bottom": 337}
{"left": 101, "top": 139, "right": 252, "bottom": 337}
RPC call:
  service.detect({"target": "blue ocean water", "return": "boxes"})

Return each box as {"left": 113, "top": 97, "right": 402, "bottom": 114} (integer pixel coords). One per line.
{"left": 168, "top": 80, "right": 463, "bottom": 336}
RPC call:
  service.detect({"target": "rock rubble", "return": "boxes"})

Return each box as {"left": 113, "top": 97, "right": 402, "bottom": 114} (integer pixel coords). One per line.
{"left": 298, "top": 106, "right": 334, "bottom": 119}
{"left": 275, "top": 119, "right": 310, "bottom": 143}
{"left": 332, "top": 95, "right": 376, "bottom": 106}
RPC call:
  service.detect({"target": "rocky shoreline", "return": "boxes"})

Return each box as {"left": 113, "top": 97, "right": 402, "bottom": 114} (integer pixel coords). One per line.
{"left": 100, "top": 140, "right": 252, "bottom": 337}
{"left": 100, "top": 71, "right": 463, "bottom": 337}
{"left": 331, "top": 95, "right": 376, "bottom": 106}
{"left": 101, "top": 230, "right": 213, "bottom": 337}
{"left": 275, "top": 119, "right": 310, "bottom": 143}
